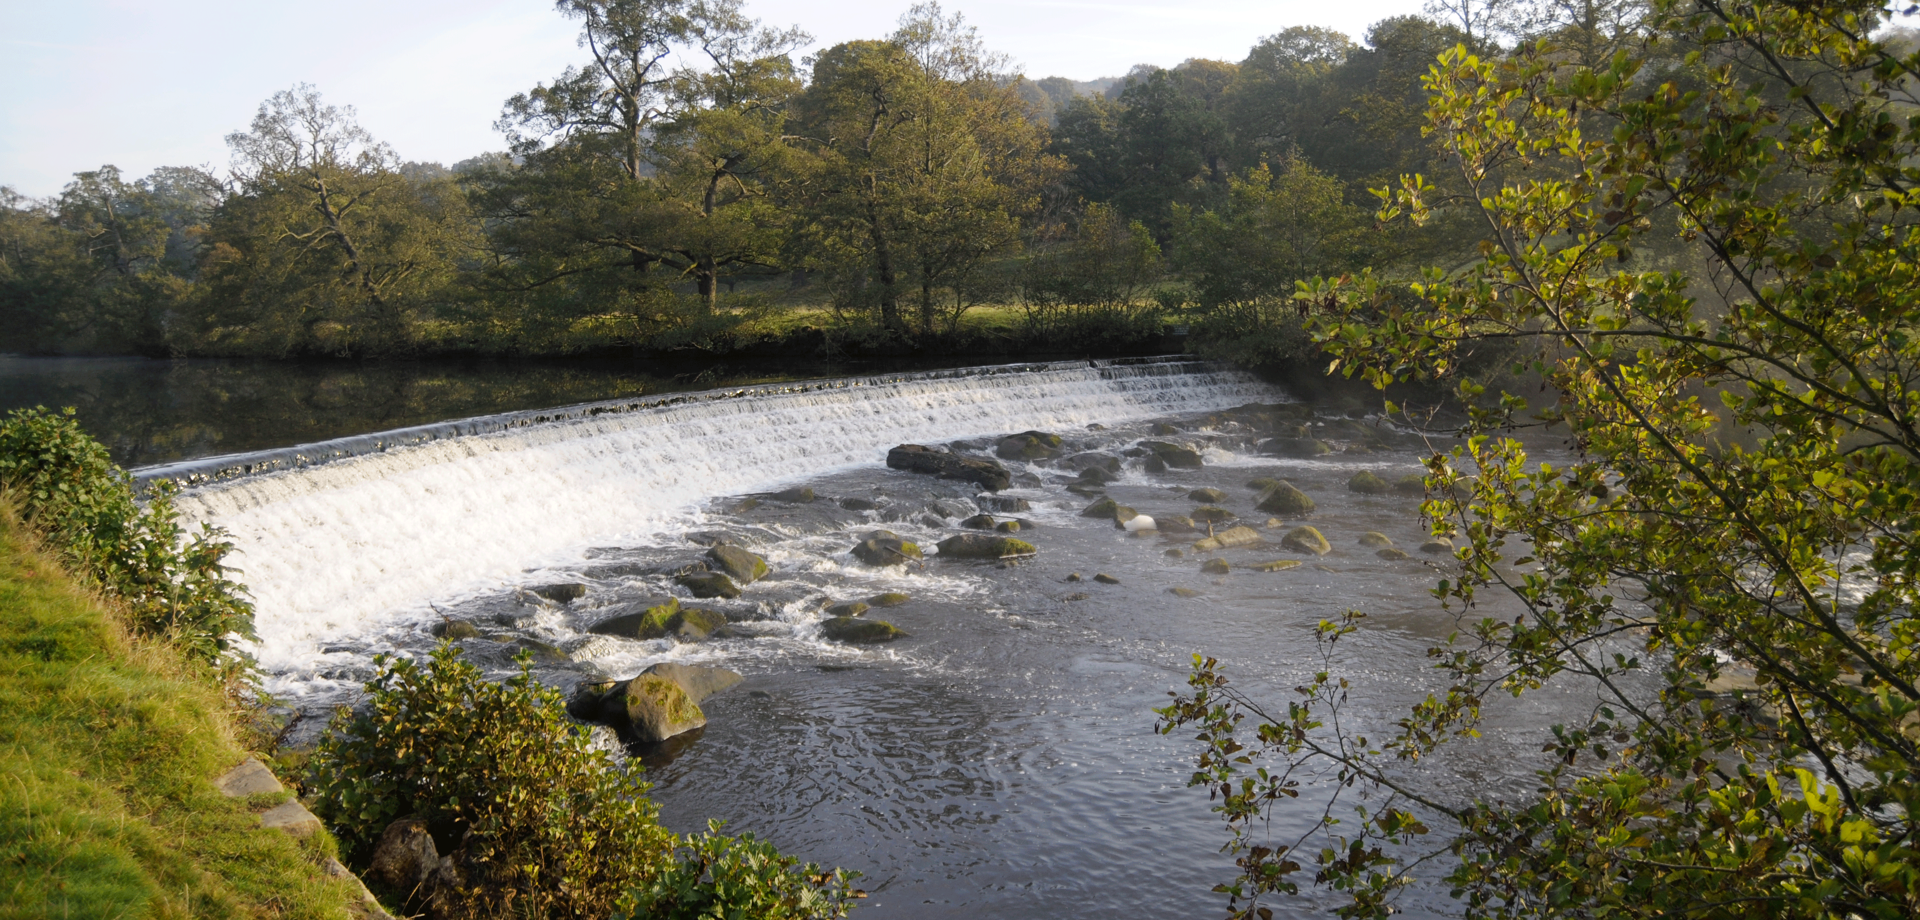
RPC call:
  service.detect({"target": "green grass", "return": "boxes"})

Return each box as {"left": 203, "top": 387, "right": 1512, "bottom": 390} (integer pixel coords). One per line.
{"left": 0, "top": 502, "right": 366, "bottom": 919}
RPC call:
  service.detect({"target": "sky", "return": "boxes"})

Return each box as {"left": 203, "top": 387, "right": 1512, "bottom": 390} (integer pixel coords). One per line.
{"left": 0, "top": 0, "right": 1431, "bottom": 198}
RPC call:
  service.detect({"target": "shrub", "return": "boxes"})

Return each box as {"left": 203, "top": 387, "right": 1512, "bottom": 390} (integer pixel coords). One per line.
{"left": 628, "top": 823, "right": 864, "bottom": 920}
{"left": 308, "top": 645, "right": 673, "bottom": 918}
{"left": 0, "top": 406, "right": 254, "bottom": 673}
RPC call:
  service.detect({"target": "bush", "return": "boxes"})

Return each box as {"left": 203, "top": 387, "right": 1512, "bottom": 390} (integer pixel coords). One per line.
{"left": 629, "top": 823, "right": 864, "bottom": 920}
{"left": 0, "top": 406, "right": 254, "bottom": 673}
{"left": 310, "top": 646, "right": 859, "bottom": 919}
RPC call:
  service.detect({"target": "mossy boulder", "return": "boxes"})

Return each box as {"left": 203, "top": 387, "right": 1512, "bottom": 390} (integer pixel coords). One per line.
{"left": 1420, "top": 538, "right": 1455, "bottom": 554}
{"left": 1191, "top": 506, "right": 1236, "bottom": 525}
{"left": 678, "top": 571, "right": 742, "bottom": 599}
{"left": 1187, "top": 487, "right": 1227, "bottom": 503}
{"left": 1093, "top": 573, "right": 1121, "bottom": 584}
{"left": 705, "top": 544, "right": 769, "bottom": 584}
{"left": 961, "top": 513, "right": 997, "bottom": 530}
{"left": 770, "top": 486, "right": 816, "bottom": 504}
{"left": 851, "top": 531, "right": 923, "bottom": 566}
{"left": 1076, "top": 466, "right": 1120, "bottom": 485}
{"left": 1377, "top": 548, "right": 1412, "bottom": 560}
{"left": 1347, "top": 471, "right": 1390, "bottom": 495}
{"left": 431, "top": 619, "right": 483, "bottom": 640}
{"left": 1247, "top": 477, "right": 1283, "bottom": 492}
{"left": 588, "top": 599, "right": 680, "bottom": 639}
{"left": 936, "top": 534, "right": 1037, "bottom": 559}
{"left": 1110, "top": 506, "right": 1140, "bottom": 528}
{"left": 1255, "top": 482, "right": 1316, "bottom": 517}
{"left": 1260, "top": 437, "right": 1333, "bottom": 458}
{"left": 1393, "top": 473, "right": 1428, "bottom": 496}
{"left": 1280, "top": 526, "right": 1332, "bottom": 555}
{"left": 1080, "top": 497, "right": 1123, "bottom": 518}
{"left": 866, "top": 592, "right": 911, "bottom": 608}
{"left": 1192, "top": 525, "right": 1263, "bottom": 552}
{"left": 1167, "top": 586, "right": 1201, "bottom": 597}
{"left": 624, "top": 674, "right": 706, "bottom": 743}
{"left": 1156, "top": 515, "right": 1197, "bottom": 534}
{"left": 1200, "top": 559, "right": 1230, "bottom": 575}
{"left": 1141, "top": 440, "right": 1204, "bottom": 469}
{"left": 886, "top": 444, "right": 1013, "bottom": 491}
{"left": 1357, "top": 532, "right": 1394, "bottom": 548}
{"left": 995, "top": 520, "right": 1022, "bottom": 533}
{"left": 825, "top": 601, "right": 870, "bottom": 618}
{"left": 980, "top": 495, "right": 1032, "bottom": 513}
{"left": 1150, "top": 422, "right": 1182, "bottom": 435}
{"left": 839, "top": 497, "right": 883, "bottom": 511}
{"left": 996, "top": 430, "right": 1064, "bottom": 461}
{"left": 1249, "top": 559, "right": 1303, "bottom": 572}
{"left": 821, "top": 616, "right": 906, "bottom": 643}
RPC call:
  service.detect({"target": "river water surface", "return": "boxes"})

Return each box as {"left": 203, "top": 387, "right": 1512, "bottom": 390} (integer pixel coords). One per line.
{"left": 11, "top": 356, "right": 1590, "bottom": 919}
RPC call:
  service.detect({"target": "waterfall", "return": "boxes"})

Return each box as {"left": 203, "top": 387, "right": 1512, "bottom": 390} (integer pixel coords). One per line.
{"left": 152, "top": 358, "right": 1278, "bottom": 670}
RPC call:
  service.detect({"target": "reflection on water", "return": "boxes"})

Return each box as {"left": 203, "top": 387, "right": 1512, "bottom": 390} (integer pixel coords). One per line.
{"left": 0, "top": 354, "right": 863, "bottom": 467}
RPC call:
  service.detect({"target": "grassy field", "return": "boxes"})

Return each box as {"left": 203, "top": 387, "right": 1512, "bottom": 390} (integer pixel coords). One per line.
{"left": 0, "top": 501, "right": 366, "bottom": 919}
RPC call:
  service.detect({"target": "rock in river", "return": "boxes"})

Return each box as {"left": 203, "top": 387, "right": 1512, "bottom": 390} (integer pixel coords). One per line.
{"left": 1187, "top": 487, "right": 1227, "bottom": 503}
{"left": 866, "top": 592, "right": 911, "bottom": 607}
{"left": 589, "top": 599, "right": 726, "bottom": 642}
{"left": 431, "top": 619, "right": 483, "bottom": 640}
{"left": 706, "top": 544, "right": 769, "bottom": 584}
{"left": 1140, "top": 440, "right": 1204, "bottom": 469}
{"left": 1191, "top": 525, "right": 1263, "bottom": 552}
{"left": 821, "top": 616, "right": 907, "bottom": 643}
{"left": 851, "top": 531, "right": 923, "bottom": 566}
{"left": 1255, "top": 481, "right": 1316, "bottom": 517}
{"left": 937, "top": 534, "right": 1037, "bottom": 559}
{"left": 887, "top": 444, "right": 1013, "bottom": 491}
{"left": 1200, "top": 559, "right": 1230, "bottom": 575}
{"left": 996, "top": 430, "right": 1064, "bottom": 461}
{"left": 1347, "top": 471, "right": 1390, "bottom": 495}
{"left": 961, "top": 513, "right": 997, "bottom": 530}
{"left": 678, "top": 571, "right": 742, "bottom": 599}
{"left": 1357, "top": 531, "right": 1394, "bottom": 548}
{"left": 825, "top": 601, "right": 870, "bottom": 618}
{"left": 567, "top": 663, "right": 743, "bottom": 743}
{"left": 531, "top": 583, "right": 587, "bottom": 603}
{"left": 1280, "top": 526, "right": 1332, "bottom": 555}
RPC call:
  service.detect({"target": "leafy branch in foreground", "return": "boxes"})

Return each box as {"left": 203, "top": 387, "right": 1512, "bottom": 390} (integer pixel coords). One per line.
{"left": 1165, "top": 1, "right": 1920, "bottom": 917}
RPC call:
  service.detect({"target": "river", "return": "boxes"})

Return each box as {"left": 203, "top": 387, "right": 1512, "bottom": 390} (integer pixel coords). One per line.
{"left": 3, "top": 355, "right": 1586, "bottom": 919}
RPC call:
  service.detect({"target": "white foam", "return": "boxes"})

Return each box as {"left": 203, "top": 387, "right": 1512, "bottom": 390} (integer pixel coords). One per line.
{"left": 162, "top": 360, "right": 1276, "bottom": 670}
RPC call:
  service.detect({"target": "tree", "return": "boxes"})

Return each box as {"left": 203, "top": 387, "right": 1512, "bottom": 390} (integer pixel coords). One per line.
{"left": 1170, "top": 157, "right": 1370, "bottom": 308}
{"left": 789, "top": 3, "right": 1059, "bottom": 337}
{"left": 195, "top": 86, "right": 469, "bottom": 355}
{"left": 1161, "top": 1, "right": 1920, "bottom": 917}
{"left": 1017, "top": 201, "right": 1163, "bottom": 339}
{"left": 480, "top": 0, "right": 804, "bottom": 345}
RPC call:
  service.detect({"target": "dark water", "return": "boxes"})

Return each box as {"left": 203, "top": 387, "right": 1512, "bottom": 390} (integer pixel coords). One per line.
{"left": 0, "top": 354, "right": 861, "bottom": 467}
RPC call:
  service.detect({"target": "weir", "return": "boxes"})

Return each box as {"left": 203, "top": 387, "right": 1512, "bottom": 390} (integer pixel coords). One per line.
{"left": 152, "top": 358, "right": 1277, "bottom": 671}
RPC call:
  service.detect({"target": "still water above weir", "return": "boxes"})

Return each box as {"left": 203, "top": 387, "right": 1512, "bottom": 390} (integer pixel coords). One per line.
{"left": 13, "top": 355, "right": 1589, "bottom": 919}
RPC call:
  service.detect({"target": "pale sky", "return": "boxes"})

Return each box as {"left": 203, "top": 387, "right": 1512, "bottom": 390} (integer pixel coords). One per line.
{"left": 0, "top": 0, "right": 1431, "bottom": 198}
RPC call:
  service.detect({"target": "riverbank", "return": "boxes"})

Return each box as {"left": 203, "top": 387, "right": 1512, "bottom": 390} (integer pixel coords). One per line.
{"left": 0, "top": 500, "right": 371, "bottom": 917}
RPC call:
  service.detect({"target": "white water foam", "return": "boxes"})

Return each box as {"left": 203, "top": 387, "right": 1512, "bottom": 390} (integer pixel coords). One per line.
{"left": 156, "top": 360, "right": 1278, "bottom": 670}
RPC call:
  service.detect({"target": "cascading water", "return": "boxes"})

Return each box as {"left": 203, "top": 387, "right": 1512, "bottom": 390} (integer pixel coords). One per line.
{"left": 159, "top": 358, "right": 1271, "bottom": 677}
{"left": 139, "top": 356, "right": 1581, "bottom": 919}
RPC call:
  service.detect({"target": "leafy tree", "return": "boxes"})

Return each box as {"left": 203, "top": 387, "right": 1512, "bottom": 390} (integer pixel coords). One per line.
{"left": 789, "top": 3, "right": 1059, "bottom": 337}
{"left": 192, "top": 86, "right": 471, "bottom": 356}
{"left": 1017, "top": 201, "right": 1163, "bottom": 341}
{"left": 1171, "top": 157, "right": 1370, "bottom": 308}
{"left": 1162, "top": 1, "right": 1920, "bottom": 917}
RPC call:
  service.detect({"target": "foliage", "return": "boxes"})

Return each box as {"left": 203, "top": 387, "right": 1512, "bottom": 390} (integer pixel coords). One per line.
{"left": 1016, "top": 201, "right": 1164, "bottom": 343}
{"left": 627, "top": 822, "right": 865, "bottom": 920}
{"left": 1163, "top": 1, "right": 1920, "bottom": 917}
{"left": 1173, "top": 158, "right": 1371, "bottom": 308}
{"left": 0, "top": 501, "right": 366, "bottom": 918}
{"left": 0, "top": 406, "right": 254, "bottom": 673}
{"left": 308, "top": 644, "right": 673, "bottom": 918}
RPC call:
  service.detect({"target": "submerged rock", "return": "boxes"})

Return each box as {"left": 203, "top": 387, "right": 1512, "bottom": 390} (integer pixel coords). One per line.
{"left": 1062, "top": 452, "right": 1122, "bottom": 473}
{"left": 839, "top": 497, "right": 883, "bottom": 511}
{"left": 1164, "top": 548, "right": 1186, "bottom": 558}
{"left": 1420, "top": 538, "right": 1455, "bottom": 554}
{"left": 1377, "top": 548, "right": 1412, "bottom": 560}
{"left": 866, "top": 592, "right": 911, "bottom": 608}
{"left": 1167, "top": 586, "right": 1201, "bottom": 597}
{"left": 980, "top": 495, "right": 1032, "bottom": 513}
{"left": 770, "top": 486, "right": 817, "bottom": 504}
{"left": 1260, "top": 437, "right": 1333, "bottom": 458}
{"left": 1200, "top": 559, "right": 1230, "bottom": 575}
{"left": 996, "top": 430, "right": 1064, "bottom": 461}
{"left": 1187, "top": 487, "right": 1227, "bottom": 503}
{"left": 1249, "top": 559, "right": 1303, "bottom": 572}
{"left": 995, "top": 520, "right": 1023, "bottom": 533}
{"left": 1281, "top": 526, "right": 1332, "bottom": 555}
{"left": 531, "top": 583, "right": 587, "bottom": 603}
{"left": 1358, "top": 531, "right": 1394, "bottom": 548}
{"left": 821, "top": 616, "right": 906, "bottom": 643}
{"left": 1393, "top": 473, "right": 1428, "bottom": 496}
{"left": 1192, "top": 525, "right": 1263, "bottom": 552}
{"left": 825, "top": 601, "right": 870, "bottom": 618}
{"left": 1255, "top": 482, "right": 1316, "bottom": 517}
{"left": 706, "top": 544, "right": 770, "bottom": 584}
{"left": 1093, "top": 573, "right": 1121, "bottom": 585}
{"left": 1246, "top": 477, "right": 1283, "bottom": 492}
{"left": 1156, "top": 515, "right": 1198, "bottom": 534}
{"left": 851, "top": 531, "right": 923, "bottom": 567}
{"left": 887, "top": 444, "right": 1013, "bottom": 491}
{"left": 937, "top": 534, "right": 1037, "bottom": 559}
{"left": 1348, "top": 471, "right": 1390, "bottom": 495}
{"left": 1140, "top": 440, "right": 1204, "bottom": 469}
{"left": 961, "top": 513, "right": 997, "bottom": 529}
{"left": 678, "top": 571, "right": 742, "bottom": 599}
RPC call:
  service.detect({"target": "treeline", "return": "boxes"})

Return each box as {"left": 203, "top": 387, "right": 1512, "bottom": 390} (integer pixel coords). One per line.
{"left": 0, "top": 0, "right": 1643, "bottom": 361}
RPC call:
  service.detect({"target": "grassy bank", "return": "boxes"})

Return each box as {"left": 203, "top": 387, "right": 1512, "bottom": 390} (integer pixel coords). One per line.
{"left": 0, "top": 500, "right": 365, "bottom": 919}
